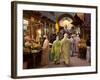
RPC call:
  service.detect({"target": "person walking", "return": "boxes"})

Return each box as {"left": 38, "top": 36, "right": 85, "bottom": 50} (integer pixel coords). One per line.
{"left": 41, "top": 35, "right": 49, "bottom": 66}
{"left": 70, "top": 35, "right": 76, "bottom": 56}
{"left": 61, "top": 33, "right": 71, "bottom": 66}
{"left": 51, "top": 36, "right": 61, "bottom": 64}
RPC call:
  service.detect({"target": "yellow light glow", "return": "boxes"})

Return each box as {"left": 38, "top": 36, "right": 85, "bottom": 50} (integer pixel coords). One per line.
{"left": 63, "top": 20, "right": 73, "bottom": 30}
{"left": 63, "top": 20, "right": 70, "bottom": 26}
{"left": 38, "top": 29, "right": 41, "bottom": 35}
{"left": 24, "top": 20, "right": 28, "bottom": 25}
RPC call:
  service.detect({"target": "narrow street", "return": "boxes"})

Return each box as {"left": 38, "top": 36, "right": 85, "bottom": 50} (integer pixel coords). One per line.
{"left": 42, "top": 54, "right": 90, "bottom": 68}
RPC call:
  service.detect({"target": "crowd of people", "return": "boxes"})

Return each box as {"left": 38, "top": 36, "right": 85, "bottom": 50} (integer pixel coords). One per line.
{"left": 24, "top": 31, "right": 91, "bottom": 67}
{"left": 41, "top": 33, "right": 87, "bottom": 67}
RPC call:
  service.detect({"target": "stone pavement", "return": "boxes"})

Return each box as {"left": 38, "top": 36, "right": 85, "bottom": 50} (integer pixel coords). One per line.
{"left": 42, "top": 55, "right": 91, "bottom": 68}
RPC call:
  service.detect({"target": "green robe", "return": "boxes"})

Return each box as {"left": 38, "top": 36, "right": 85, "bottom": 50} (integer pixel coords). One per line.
{"left": 61, "top": 38, "right": 71, "bottom": 64}
{"left": 51, "top": 40, "right": 61, "bottom": 62}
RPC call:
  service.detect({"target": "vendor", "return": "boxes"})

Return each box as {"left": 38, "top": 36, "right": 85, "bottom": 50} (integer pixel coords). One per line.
{"left": 23, "top": 35, "right": 32, "bottom": 53}
{"left": 78, "top": 39, "right": 87, "bottom": 59}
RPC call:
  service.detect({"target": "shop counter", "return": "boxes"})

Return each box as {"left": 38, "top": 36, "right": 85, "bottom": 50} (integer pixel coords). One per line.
{"left": 23, "top": 48, "right": 42, "bottom": 69}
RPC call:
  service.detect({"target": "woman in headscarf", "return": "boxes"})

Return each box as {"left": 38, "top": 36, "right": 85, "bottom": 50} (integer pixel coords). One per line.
{"left": 41, "top": 35, "right": 49, "bottom": 66}
{"left": 61, "top": 33, "right": 71, "bottom": 66}
{"left": 51, "top": 36, "right": 61, "bottom": 64}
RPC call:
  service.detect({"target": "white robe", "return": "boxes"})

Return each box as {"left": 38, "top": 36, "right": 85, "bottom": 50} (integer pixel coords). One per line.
{"left": 61, "top": 38, "right": 71, "bottom": 64}
{"left": 41, "top": 39, "right": 49, "bottom": 66}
